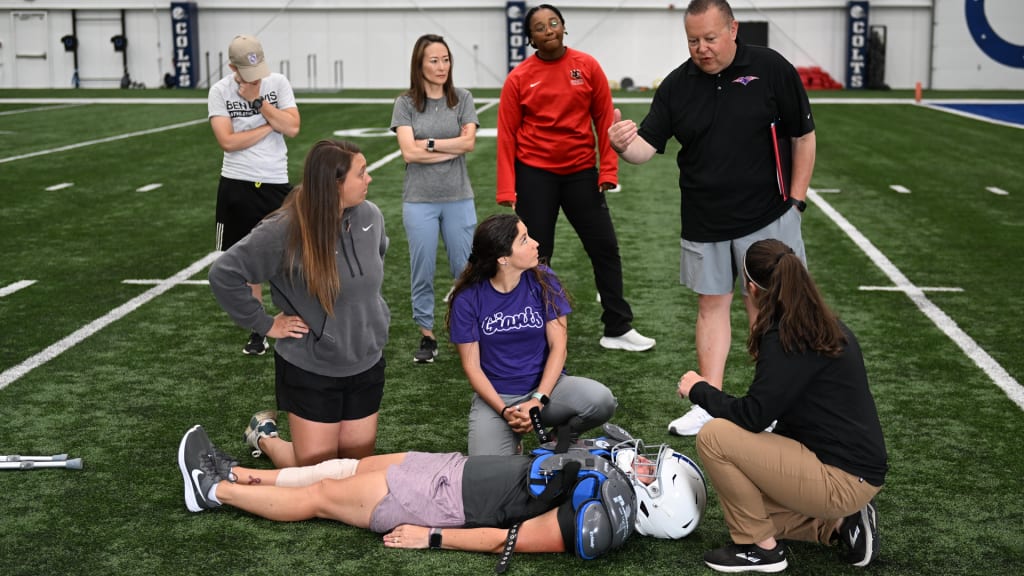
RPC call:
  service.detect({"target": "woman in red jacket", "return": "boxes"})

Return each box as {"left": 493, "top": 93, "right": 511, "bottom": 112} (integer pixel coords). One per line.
{"left": 496, "top": 3, "right": 654, "bottom": 352}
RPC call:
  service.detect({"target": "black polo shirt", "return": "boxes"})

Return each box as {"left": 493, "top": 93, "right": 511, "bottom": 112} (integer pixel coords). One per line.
{"left": 638, "top": 41, "right": 814, "bottom": 242}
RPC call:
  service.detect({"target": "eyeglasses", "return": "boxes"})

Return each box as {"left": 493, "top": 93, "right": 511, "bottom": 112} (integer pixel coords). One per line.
{"left": 532, "top": 18, "right": 562, "bottom": 34}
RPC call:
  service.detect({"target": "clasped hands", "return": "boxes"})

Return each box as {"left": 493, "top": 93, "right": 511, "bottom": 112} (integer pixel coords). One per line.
{"left": 503, "top": 398, "right": 544, "bottom": 434}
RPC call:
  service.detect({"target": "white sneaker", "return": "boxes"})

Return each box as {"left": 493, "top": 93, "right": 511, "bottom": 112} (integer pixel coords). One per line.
{"left": 599, "top": 329, "right": 656, "bottom": 352}
{"left": 668, "top": 405, "right": 712, "bottom": 436}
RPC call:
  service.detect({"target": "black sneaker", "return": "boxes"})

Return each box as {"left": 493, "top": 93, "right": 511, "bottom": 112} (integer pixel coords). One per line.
{"left": 178, "top": 425, "right": 227, "bottom": 512}
{"left": 242, "top": 331, "right": 268, "bottom": 356}
{"left": 704, "top": 543, "right": 788, "bottom": 573}
{"left": 840, "top": 499, "right": 879, "bottom": 567}
{"left": 413, "top": 336, "right": 438, "bottom": 363}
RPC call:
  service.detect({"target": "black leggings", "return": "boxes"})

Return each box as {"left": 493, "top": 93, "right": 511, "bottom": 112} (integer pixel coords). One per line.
{"left": 513, "top": 161, "right": 633, "bottom": 336}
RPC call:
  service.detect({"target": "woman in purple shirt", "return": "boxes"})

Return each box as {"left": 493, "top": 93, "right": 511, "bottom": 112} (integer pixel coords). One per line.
{"left": 447, "top": 214, "right": 616, "bottom": 455}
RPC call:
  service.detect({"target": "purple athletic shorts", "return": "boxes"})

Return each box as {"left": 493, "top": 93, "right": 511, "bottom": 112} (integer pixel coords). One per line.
{"left": 368, "top": 452, "right": 468, "bottom": 533}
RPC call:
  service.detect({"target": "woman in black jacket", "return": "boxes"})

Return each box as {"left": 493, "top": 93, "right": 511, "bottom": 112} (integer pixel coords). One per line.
{"left": 677, "top": 238, "right": 887, "bottom": 573}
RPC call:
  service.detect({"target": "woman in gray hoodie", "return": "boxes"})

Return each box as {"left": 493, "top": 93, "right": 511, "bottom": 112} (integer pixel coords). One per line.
{"left": 209, "top": 139, "right": 390, "bottom": 468}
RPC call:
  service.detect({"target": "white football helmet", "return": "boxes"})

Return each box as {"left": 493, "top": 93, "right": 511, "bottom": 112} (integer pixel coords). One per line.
{"left": 612, "top": 439, "right": 707, "bottom": 539}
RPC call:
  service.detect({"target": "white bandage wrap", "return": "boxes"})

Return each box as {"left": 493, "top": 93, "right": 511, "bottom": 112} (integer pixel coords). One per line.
{"left": 275, "top": 458, "right": 359, "bottom": 487}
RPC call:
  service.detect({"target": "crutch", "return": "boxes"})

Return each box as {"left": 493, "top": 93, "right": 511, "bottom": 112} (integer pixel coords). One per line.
{"left": 0, "top": 454, "right": 83, "bottom": 470}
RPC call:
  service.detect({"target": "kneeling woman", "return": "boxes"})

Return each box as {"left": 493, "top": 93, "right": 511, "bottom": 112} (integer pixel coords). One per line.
{"left": 446, "top": 214, "right": 617, "bottom": 455}
{"left": 678, "top": 239, "right": 888, "bottom": 573}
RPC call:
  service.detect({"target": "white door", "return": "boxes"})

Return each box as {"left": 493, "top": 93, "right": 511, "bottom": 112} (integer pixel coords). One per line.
{"left": 77, "top": 13, "right": 125, "bottom": 88}
{"left": 12, "top": 11, "right": 50, "bottom": 88}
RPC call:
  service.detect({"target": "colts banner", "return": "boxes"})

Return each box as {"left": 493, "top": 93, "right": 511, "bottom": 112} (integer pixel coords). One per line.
{"left": 507, "top": 1, "right": 527, "bottom": 73}
{"left": 170, "top": 2, "right": 199, "bottom": 88}
{"left": 845, "top": 1, "right": 869, "bottom": 89}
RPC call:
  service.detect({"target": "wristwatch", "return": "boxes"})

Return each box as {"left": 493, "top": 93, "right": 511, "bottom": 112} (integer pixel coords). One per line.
{"left": 426, "top": 138, "right": 436, "bottom": 152}
{"left": 250, "top": 96, "right": 263, "bottom": 113}
{"left": 429, "top": 527, "right": 443, "bottom": 549}
{"left": 531, "top": 392, "right": 550, "bottom": 406}
{"left": 788, "top": 197, "right": 807, "bottom": 212}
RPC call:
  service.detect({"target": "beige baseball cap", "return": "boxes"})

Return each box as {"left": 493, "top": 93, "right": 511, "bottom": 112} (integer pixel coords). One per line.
{"left": 228, "top": 34, "right": 270, "bottom": 82}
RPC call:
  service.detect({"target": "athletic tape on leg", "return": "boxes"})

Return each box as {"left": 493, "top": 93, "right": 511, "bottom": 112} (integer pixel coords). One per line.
{"left": 275, "top": 459, "right": 359, "bottom": 487}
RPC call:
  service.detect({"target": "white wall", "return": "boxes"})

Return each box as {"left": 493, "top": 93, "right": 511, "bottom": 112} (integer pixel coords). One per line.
{"left": 0, "top": 0, "right": 1021, "bottom": 91}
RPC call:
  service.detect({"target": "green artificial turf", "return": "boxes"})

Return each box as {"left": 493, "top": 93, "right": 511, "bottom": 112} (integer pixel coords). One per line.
{"left": 1, "top": 89, "right": 1021, "bottom": 575}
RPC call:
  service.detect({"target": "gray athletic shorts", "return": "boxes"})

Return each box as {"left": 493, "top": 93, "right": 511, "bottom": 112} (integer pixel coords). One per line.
{"left": 680, "top": 208, "right": 806, "bottom": 295}
{"left": 368, "top": 452, "right": 467, "bottom": 533}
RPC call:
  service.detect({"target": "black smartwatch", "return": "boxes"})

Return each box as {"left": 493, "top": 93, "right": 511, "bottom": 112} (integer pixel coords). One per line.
{"left": 531, "top": 392, "right": 550, "bottom": 406}
{"left": 429, "top": 527, "right": 443, "bottom": 549}
{"left": 427, "top": 138, "right": 436, "bottom": 152}
{"left": 250, "top": 96, "right": 263, "bottom": 113}
{"left": 788, "top": 197, "right": 807, "bottom": 212}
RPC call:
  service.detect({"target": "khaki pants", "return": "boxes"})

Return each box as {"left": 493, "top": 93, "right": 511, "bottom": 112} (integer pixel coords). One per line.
{"left": 696, "top": 418, "right": 881, "bottom": 545}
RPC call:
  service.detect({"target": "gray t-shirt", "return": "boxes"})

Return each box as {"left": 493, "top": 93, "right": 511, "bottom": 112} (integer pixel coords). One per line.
{"left": 390, "top": 88, "right": 478, "bottom": 203}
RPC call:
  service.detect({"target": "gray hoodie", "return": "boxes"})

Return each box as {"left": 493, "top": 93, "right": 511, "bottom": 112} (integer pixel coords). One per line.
{"left": 209, "top": 201, "right": 390, "bottom": 377}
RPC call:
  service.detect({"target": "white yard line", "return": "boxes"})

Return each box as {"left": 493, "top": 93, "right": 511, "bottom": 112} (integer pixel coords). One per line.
{"left": 0, "top": 252, "right": 220, "bottom": 391}
{"left": 0, "top": 280, "right": 36, "bottom": 298}
{"left": 0, "top": 118, "right": 208, "bottom": 165}
{"left": 809, "top": 188, "right": 1024, "bottom": 410}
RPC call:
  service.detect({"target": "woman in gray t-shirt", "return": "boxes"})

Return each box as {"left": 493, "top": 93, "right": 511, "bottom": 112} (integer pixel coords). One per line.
{"left": 390, "top": 34, "right": 479, "bottom": 365}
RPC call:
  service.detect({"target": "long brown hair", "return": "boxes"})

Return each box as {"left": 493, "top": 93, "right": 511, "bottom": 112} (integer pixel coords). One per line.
{"left": 445, "top": 214, "right": 569, "bottom": 331}
{"left": 280, "top": 139, "right": 362, "bottom": 317}
{"left": 745, "top": 238, "right": 845, "bottom": 358}
{"left": 406, "top": 34, "right": 458, "bottom": 112}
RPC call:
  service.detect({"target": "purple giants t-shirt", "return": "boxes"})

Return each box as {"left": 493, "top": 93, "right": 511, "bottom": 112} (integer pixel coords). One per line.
{"left": 449, "top": 266, "right": 570, "bottom": 396}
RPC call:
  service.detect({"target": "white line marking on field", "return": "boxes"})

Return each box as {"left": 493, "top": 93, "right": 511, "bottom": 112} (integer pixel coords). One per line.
{"left": 45, "top": 182, "right": 74, "bottom": 191}
{"left": 0, "top": 280, "right": 36, "bottom": 298}
{"left": 890, "top": 184, "right": 911, "bottom": 194}
{"left": 136, "top": 183, "right": 163, "bottom": 192}
{"left": 0, "top": 103, "right": 84, "bottom": 116}
{"left": 0, "top": 252, "right": 220, "bottom": 391}
{"left": 859, "top": 286, "right": 963, "bottom": 292}
{"left": 0, "top": 118, "right": 207, "bottom": 165}
{"left": 816, "top": 188, "right": 841, "bottom": 193}
{"left": 923, "top": 103, "right": 1024, "bottom": 130}
{"left": 986, "top": 186, "right": 1009, "bottom": 196}
{"left": 122, "top": 279, "right": 208, "bottom": 285}
{"left": 809, "top": 189, "right": 1024, "bottom": 410}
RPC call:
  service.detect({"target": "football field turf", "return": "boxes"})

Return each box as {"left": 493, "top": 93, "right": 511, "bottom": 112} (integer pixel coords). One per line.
{"left": 1, "top": 89, "right": 1022, "bottom": 575}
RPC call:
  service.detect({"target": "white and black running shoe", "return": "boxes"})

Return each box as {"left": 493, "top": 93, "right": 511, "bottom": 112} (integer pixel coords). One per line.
{"left": 704, "top": 542, "right": 788, "bottom": 573}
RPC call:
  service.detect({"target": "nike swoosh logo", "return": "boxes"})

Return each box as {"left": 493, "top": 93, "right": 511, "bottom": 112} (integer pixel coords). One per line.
{"left": 530, "top": 82, "right": 541, "bottom": 88}
{"left": 191, "top": 469, "right": 208, "bottom": 506}
{"left": 849, "top": 525, "right": 861, "bottom": 546}
{"left": 362, "top": 224, "right": 373, "bottom": 232}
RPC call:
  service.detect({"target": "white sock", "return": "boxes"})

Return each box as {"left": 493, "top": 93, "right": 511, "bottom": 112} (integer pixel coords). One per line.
{"left": 275, "top": 459, "right": 359, "bottom": 487}
{"left": 207, "top": 482, "right": 221, "bottom": 505}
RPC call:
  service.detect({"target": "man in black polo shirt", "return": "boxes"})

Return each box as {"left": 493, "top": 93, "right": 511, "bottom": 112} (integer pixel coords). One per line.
{"left": 609, "top": 0, "right": 816, "bottom": 437}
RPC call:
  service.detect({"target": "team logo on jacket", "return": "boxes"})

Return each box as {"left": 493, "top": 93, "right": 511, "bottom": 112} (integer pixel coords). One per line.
{"left": 732, "top": 75, "right": 760, "bottom": 85}
{"left": 570, "top": 68, "right": 584, "bottom": 86}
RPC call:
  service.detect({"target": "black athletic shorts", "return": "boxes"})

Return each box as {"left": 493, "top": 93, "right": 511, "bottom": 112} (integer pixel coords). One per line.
{"left": 274, "top": 352, "right": 386, "bottom": 423}
{"left": 215, "top": 177, "right": 291, "bottom": 250}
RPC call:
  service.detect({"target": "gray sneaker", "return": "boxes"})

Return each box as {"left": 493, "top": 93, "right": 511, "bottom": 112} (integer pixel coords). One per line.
{"left": 242, "top": 410, "right": 278, "bottom": 458}
{"left": 178, "top": 425, "right": 226, "bottom": 513}
{"left": 413, "top": 336, "right": 438, "bottom": 363}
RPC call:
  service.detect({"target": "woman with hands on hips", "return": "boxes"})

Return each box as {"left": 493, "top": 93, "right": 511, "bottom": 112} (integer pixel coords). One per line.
{"left": 446, "top": 214, "right": 616, "bottom": 455}
{"left": 209, "top": 140, "right": 390, "bottom": 468}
